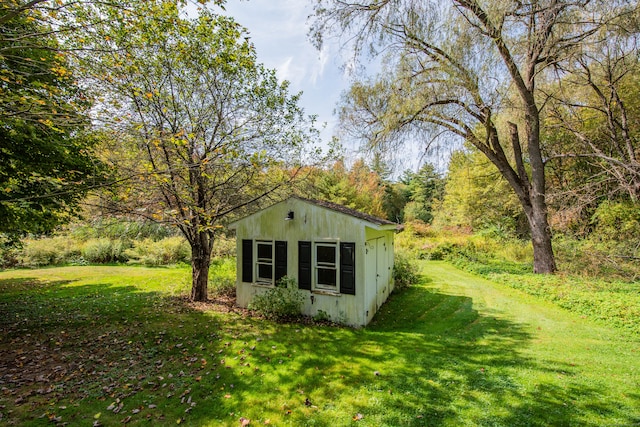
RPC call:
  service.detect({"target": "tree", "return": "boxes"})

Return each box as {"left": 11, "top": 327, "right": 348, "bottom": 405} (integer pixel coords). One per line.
{"left": 300, "top": 159, "right": 388, "bottom": 218}
{"left": 0, "top": 3, "right": 104, "bottom": 239}
{"left": 311, "top": 0, "right": 631, "bottom": 273}
{"left": 545, "top": 20, "right": 640, "bottom": 203}
{"left": 402, "top": 164, "right": 444, "bottom": 224}
{"left": 435, "top": 148, "right": 525, "bottom": 235}
{"left": 88, "top": 6, "right": 319, "bottom": 301}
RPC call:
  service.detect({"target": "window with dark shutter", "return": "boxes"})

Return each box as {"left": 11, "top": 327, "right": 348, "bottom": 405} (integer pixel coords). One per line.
{"left": 340, "top": 242, "right": 356, "bottom": 295}
{"left": 241, "top": 239, "right": 253, "bottom": 283}
{"left": 275, "top": 241, "right": 287, "bottom": 283}
{"left": 298, "top": 241, "right": 311, "bottom": 290}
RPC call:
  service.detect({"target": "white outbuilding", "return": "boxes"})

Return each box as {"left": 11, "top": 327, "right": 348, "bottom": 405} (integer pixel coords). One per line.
{"left": 228, "top": 196, "right": 401, "bottom": 327}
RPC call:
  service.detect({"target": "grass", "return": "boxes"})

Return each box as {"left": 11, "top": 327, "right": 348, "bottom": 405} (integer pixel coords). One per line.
{"left": 450, "top": 257, "right": 640, "bottom": 336}
{"left": 0, "top": 262, "right": 639, "bottom": 426}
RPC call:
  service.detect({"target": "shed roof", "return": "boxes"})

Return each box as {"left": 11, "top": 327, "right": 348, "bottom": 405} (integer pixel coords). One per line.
{"left": 293, "top": 196, "right": 398, "bottom": 227}
{"left": 228, "top": 196, "right": 403, "bottom": 231}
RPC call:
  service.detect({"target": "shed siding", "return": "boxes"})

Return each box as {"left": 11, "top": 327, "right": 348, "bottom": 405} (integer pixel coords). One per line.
{"left": 232, "top": 197, "right": 395, "bottom": 327}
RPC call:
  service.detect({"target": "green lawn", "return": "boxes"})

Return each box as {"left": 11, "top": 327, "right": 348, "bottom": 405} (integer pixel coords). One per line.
{"left": 0, "top": 262, "right": 638, "bottom": 426}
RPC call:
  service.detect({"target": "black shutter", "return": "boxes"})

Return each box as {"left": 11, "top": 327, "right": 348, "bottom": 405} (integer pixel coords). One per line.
{"left": 275, "top": 241, "right": 287, "bottom": 283}
{"left": 340, "top": 242, "right": 356, "bottom": 295}
{"left": 241, "top": 239, "right": 253, "bottom": 283}
{"left": 298, "top": 241, "right": 311, "bottom": 290}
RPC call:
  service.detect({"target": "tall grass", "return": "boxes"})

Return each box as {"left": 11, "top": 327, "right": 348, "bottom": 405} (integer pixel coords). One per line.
{"left": 18, "top": 236, "right": 82, "bottom": 267}
{"left": 5, "top": 218, "right": 237, "bottom": 268}
{"left": 125, "top": 237, "right": 191, "bottom": 266}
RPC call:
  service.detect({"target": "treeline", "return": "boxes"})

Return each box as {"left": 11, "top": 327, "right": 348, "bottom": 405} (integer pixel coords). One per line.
{"left": 299, "top": 153, "right": 639, "bottom": 246}
{"left": 291, "top": 149, "right": 639, "bottom": 280}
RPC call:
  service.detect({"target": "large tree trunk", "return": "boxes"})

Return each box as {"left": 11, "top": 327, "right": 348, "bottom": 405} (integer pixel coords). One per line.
{"left": 524, "top": 200, "right": 557, "bottom": 274}
{"left": 190, "top": 232, "right": 213, "bottom": 302}
{"left": 505, "top": 121, "right": 557, "bottom": 274}
{"left": 526, "top": 107, "right": 557, "bottom": 274}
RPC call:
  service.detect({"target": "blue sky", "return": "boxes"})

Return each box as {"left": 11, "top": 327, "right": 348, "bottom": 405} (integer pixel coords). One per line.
{"left": 215, "top": 0, "right": 445, "bottom": 175}
{"left": 220, "top": 0, "right": 348, "bottom": 152}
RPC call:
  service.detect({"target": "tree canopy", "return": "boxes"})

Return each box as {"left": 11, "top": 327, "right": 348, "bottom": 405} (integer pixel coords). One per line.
{"left": 311, "top": 0, "right": 639, "bottom": 273}
{"left": 0, "top": 3, "right": 104, "bottom": 239}
{"left": 86, "top": 5, "right": 320, "bottom": 301}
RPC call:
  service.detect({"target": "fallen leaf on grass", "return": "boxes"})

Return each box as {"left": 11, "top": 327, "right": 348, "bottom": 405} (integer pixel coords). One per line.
{"left": 224, "top": 394, "right": 232, "bottom": 399}
{"left": 353, "top": 413, "right": 364, "bottom": 421}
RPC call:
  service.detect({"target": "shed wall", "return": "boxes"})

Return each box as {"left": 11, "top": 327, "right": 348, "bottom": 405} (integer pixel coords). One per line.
{"left": 232, "top": 198, "right": 395, "bottom": 326}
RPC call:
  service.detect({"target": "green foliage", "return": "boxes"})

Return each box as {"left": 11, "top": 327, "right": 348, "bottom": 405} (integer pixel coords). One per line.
{"left": 312, "top": 309, "right": 331, "bottom": 322}
{"left": 124, "top": 237, "right": 191, "bottom": 266}
{"left": 400, "top": 164, "right": 444, "bottom": 224}
{"left": 70, "top": 218, "right": 176, "bottom": 241}
{"left": 434, "top": 148, "right": 525, "bottom": 236}
{"left": 591, "top": 200, "right": 640, "bottom": 242}
{"left": 211, "top": 235, "right": 236, "bottom": 259}
{"left": 392, "top": 251, "right": 420, "bottom": 290}
{"left": 7, "top": 225, "right": 235, "bottom": 268}
{"left": 18, "top": 236, "right": 81, "bottom": 267}
{"left": 248, "top": 276, "right": 305, "bottom": 321}
{"left": 208, "top": 257, "right": 236, "bottom": 298}
{"left": 0, "top": 4, "right": 106, "bottom": 238}
{"left": 81, "top": 238, "right": 129, "bottom": 264}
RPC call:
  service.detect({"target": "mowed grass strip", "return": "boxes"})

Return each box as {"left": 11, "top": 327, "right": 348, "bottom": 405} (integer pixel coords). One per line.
{"left": 0, "top": 263, "right": 638, "bottom": 426}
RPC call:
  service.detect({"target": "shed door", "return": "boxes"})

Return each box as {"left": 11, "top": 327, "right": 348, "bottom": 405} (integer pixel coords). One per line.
{"left": 366, "top": 237, "right": 387, "bottom": 310}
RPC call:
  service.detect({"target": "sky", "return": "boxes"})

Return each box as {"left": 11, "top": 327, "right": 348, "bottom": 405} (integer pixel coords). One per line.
{"left": 219, "top": 0, "right": 349, "bottom": 154}
{"left": 214, "top": 0, "right": 445, "bottom": 175}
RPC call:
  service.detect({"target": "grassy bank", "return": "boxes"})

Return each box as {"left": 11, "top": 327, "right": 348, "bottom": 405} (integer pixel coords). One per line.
{"left": 0, "top": 263, "right": 638, "bottom": 426}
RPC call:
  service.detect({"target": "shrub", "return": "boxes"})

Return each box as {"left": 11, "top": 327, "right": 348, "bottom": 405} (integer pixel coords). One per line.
{"left": 19, "top": 236, "right": 82, "bottom": 267}
{"left": 313, "top": 310, "right": 331, "bottom": 322}
{"left": 0, "top": 239, "right": 18, "bottom": 269}
{"left": 71, "top": 218, "right": 175, "bottom": 241}
{"left": 125, "top": 237, "right": 191, "bottom": 266}
{"left": 81, "top": 238, "right": 129, "bottom": 264}
{"left": 212, "top": 235, "right": 236, "bottom": 258}
{"left": 393, "top": 252, "right": 421, "bottom": 291}
{"left": 249, "top": 276, "right": 304, "bottom": 321}
{"left": 209, "top": 257, "right": 236, "bottom": 298}
{"left": 591, "top": 200, "right": 640, "bottom": 242}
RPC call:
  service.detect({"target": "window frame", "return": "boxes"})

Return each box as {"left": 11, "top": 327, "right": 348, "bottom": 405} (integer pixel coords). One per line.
{"left": 314, "top": 241, "right": 339, "bottom": 291}
{"left": 255, "top": 240, "right": 274, "bottom": 285}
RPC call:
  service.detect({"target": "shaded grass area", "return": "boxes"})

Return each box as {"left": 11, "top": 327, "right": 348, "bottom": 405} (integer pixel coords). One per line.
{"left": 0, "top": 264, "right": 639, "bottom": 426}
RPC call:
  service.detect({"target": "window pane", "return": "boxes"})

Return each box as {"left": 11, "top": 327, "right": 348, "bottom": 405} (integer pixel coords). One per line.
{"left": 316, "top": 244, "right": 336, "bottom": 264}
{"left": 317, "top": 267, "right": 336, "bottom": 287}
{"left": 257, "top": 263, "right": 272, "bottom": 280}
{"left": 257, "top": 243, "right": 272, "bottom": 260}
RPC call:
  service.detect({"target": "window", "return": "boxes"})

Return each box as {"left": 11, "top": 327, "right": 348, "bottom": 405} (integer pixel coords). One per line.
{"left": 298, "top": 241, "right": 355, "bottom": 294}
{"left": 256, "top": 241, "right": 273, "bottom": 283}
{"left": 244, "top": 240, "right": 287, "bottom": 285}
{"left": 315, "top": 242, "right": 337, "bottom": 289}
